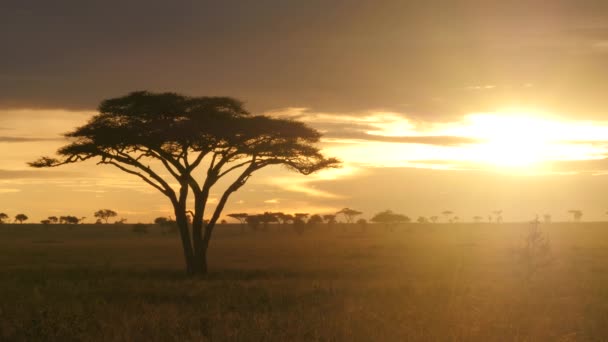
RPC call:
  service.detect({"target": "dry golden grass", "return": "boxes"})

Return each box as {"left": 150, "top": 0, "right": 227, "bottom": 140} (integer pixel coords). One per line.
{"left": 1, "top": 222, "right": 607, "bottom": 341}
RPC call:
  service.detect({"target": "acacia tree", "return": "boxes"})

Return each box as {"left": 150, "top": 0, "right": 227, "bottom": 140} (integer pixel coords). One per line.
{"left": 568, "top": 209, "right": 583, "bottom": 222}
{"left": 227, "top": 213, "right": 248, "bottom": 226}
{"left": 336, "top": 208, "right": 362, "bottom": 223}
{"left": 0, "top": 213, "right": 8, "bottom": 224}
{"left": 15, "top": 214, "right": 28, "bottom": 224}
{"left": 94, "top": 209, "right": 118, "bottom": 223}
{"left": 371, "top": 210, "right": 409, "bottom": 230}
{"left": 30, "top": 91, "right": 338, "bottom": 275}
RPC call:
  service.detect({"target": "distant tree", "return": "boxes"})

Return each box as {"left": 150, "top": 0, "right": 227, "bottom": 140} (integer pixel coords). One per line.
{"left": 60, "top": 215, "right": 80, "bottom": 224}
{"left": 115, "top": 218, "right": 127, "bottom": 224}
{"left": 568, "top": 209, "right": 583, "bottom": 222}
{"left": 492, "top": 210, "right": 503, "bottom": 223}
{"left": 276, "top": 213, "right": 295, "bottom": 225}
{"left": 336, "top": 208, "right": 362, "bottom": 223}
{"left": 246, "top": 215, "right": 262, "bottom": 231}
{"left": 95, "top": 219, "right": 103, "bottom": 224}
{"left": 473, "top": 216, "right": 483, "bottom": 223}
{"left": 294, "top": 213, "right": 309, "bottom": 222}
{"left": 441, "top": 210, "right": 453, "bottom": 223}
{"left": 14, "top": 214, "right": 28, "bottom": 224}
{"left": 259, "top": 212, "right": 278, "bottom": 230}
{"left": 356, "top": 218, "right": 367, "bottom": 227}
{"left": 48, "top": 216, "right": 58, "bottom": 224}
{"left": 79, "top": 217, "right": 86, "bottom": 224}
{"left": 154, "top": 217, "right": 169, "bottom": 226}
{"left": 29, "top": 91, "right": 338, "bottom": 275}
{"left": 371, "top": 210, "right": 410, "bottom": 230}
{"left": 543, "top": 214, "right": 552, "bottom": 224}
{"left": 417, "top": 216, "right": 429, "bottom": 224}
{"left": 94, "top": 209, "right": 117, "bottom": 223}
{"left": 155, "top": 216, "right": 177, "bottom": 234}
{"left": 0, "top": 212, "right": 8, "bottom": 224}
{"left": 322, "top": 214, "right": 337, "bottom": 225}
{"left": 308, "top": 214, "right": 323, "bottom": 226}
{"left": 227, "top": 213, "right": 248, "bottom": 225}
{"left": 40, "top": 219, "right": 51, "bottom": 225}
{"left": 429, "top": 216, "right": 438, "bottom": 223}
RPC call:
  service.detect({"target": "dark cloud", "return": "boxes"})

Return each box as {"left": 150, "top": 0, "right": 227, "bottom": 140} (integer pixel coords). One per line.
{"left": 2, "top": 1, "right": 608, "bottom": 118}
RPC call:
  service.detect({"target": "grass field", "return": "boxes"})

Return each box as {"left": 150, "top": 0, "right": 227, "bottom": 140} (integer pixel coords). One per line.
{"left": 1, "top": 222, "right": 608, "bottom": 341}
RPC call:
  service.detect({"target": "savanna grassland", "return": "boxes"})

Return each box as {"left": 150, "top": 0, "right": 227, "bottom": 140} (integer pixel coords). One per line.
{"left": 1, "top": 222, "right": 608, "bottom": 341}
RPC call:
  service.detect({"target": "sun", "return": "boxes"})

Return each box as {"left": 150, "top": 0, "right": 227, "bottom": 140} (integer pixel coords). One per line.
{"left": 450, "top": 110, "right": 568, "bottom": 169}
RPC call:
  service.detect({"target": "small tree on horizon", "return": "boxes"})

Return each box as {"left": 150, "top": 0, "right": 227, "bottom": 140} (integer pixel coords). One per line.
{"left": 336, "top": 208, "right": 362, "bottom": 223}
{"left": 29, "top": 91, "right": 339, "bottom": 275}
{"left": 441, "top": 210, "right": 453, "bottom": 223}
{"left": 0, "top": 213, "right": 8, "bottom": 224}
{"left": 48, "top": 216, "right": 58, "bottom": 224}
{"left": 227, "top": 213, "right": 248, "bottom": 226}
{"left": 371, "top": 210, "right": 410, "bottom": 230}
{"left": 568, "top": 209, "right": 583, "bottom": 222}
{"left": 322, "top": 214, "right": 337, "bottom": 225}
{"left": 15, "top": 214, "right": 28, "bottom": 224}
{"left": 94, "top": 209, "right": 118, "bottom": 223}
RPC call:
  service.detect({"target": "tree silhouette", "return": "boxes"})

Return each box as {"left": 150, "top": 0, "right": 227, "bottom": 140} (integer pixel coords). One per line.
{"left": 60, "top": 215, "right": 80, "bottom": 224}
{"left": 271, "top": 212, "right": 294, "bottom": 225}
{"left": 417, "top": 216, "right": 429, "bottom": 224}
{"left": 259, "top": 212, "right": 278, "bottom": 230}
{"left": 14, "top": 214, "right": 28, "bottom": 224}
{"left": 246, "top": 215, "right": 262, "bottom": 231}
{"left": 41, "top": 219, "right": 51, "bottom": 225}
{"left": 322, "top": 214, "right": 337, "bottom": 225}
{"left": 429, "top": 216, "right": 438, "bottom": 223}
{"left": 227, "top": 213, "right": 248, "bottom": 228}
{"left": 371, "top": 210, "right": 409, "bottom": 230}
{"left": 48, "top": 216, "right": 58, "bottom": 224}
{"left": 308, "top": 214, "right": 323, "bottom": 226}
{"left": 568, "top": 209, "right": 583, "bottom": 222}
{"left": 492, "top": 210, "right": 503, "bottom": 223}
{"left": 473, "top": 216, "right": 483, "bottom": 223}
{"left": 94, "top": 209, "right": 117, "bottom": 223}
{"left": 441, "top": 210, "right": 453, "bottom": 223}
{"left": 336, "top": 208, "right": 362, "bottom": 223}
{"left": 30, "top": 91, "right": 338, "bottom": 275}
{"left": 0, "top": 213, "right": 8, "bottom": 224}
{"left": 543, "top": 214, "right": 551, "bottom": 224}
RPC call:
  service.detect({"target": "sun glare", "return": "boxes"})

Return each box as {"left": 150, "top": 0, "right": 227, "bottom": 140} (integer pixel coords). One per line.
{"left": 438, "top": 110, "right": 608, "bottom": 170}
{"left": 458, "top": 112, "right": 561, "bottom": 168}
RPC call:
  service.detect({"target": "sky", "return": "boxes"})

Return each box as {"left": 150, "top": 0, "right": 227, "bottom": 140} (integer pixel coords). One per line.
{"left": 3, "top": 1, "right": 608, "bottom": 223}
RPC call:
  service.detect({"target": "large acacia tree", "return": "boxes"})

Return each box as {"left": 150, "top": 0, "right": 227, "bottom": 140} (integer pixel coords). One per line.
{"left": 30, "top": 91, "right": 339, "bottom": 275}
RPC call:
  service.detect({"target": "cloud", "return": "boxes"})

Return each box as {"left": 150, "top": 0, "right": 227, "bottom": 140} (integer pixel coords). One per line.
{"left": 0, "top": 169, "right": 76, "bottom": 179}
{"left": 323, "top": 131, "right": 479, "bottom": 146}
{"left": 0, "top": 188, "right": 20, "bottom": 193}
{"left": 0, "top": 136, "right": 63, "bottom": 143}
{"left": 264, "top": 199, "right": 280, "bottom": 204}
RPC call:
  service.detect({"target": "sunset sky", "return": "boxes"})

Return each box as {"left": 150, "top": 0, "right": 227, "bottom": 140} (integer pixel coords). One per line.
{"left": 3, "top": 1, "right": 608, "bottom": 222}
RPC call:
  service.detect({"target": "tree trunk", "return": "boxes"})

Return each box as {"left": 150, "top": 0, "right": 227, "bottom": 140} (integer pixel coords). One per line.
{"left": 191, "top": 220, "right": 205, "bottom": 274}
{"left": 175, "top": 211, "right": 195, "bottom": 275}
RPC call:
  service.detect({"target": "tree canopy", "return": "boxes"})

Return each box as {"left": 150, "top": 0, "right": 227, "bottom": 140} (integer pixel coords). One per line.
{"left": 30, "top": 91, "right": 339, "bottom": 274}
{"left": 94, "top": 209, "right": 118, "bottom": 223}
{"left": 371, "top": 210, "right": 410, "bottom": 225}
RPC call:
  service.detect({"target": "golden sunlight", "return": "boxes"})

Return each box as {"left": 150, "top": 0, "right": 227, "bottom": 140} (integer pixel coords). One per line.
{"left": 450, "top": 110, "right": 608, "bottom": 169}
